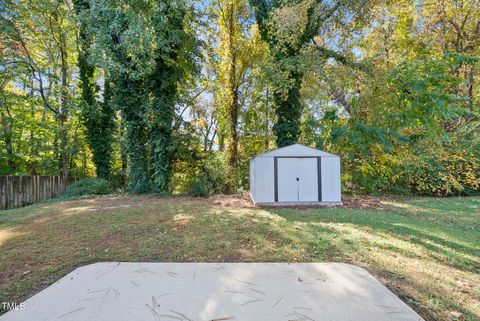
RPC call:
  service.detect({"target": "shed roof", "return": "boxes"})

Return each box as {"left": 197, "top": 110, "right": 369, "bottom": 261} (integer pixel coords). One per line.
{"left": 256, "top": 143, "right": 338, "bottom": 157}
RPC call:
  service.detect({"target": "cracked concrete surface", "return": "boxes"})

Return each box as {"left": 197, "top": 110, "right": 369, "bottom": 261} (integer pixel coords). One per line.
{"left": 0, "top": 262, "right": 423, "bottom": 321}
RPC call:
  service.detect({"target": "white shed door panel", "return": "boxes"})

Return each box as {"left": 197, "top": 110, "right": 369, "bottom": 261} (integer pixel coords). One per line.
{"left": 255, "top": 157, "right": 275, "bottom": 203}
{"left": 321, "top": 157, "right": 341, "bottom": 202}
{"left": 277, "top": 157, "right": 319, "bottom": 202}
{"left": 298, "top": 158, "right": 318, "bottom": 202}
{"left": 277, "top": 158, "right": 298, "bottom": 202}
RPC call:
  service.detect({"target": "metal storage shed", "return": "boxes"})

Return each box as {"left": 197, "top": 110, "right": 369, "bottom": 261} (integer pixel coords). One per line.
{"left": 249, "top": 144, "right": 341, "bottom": 205}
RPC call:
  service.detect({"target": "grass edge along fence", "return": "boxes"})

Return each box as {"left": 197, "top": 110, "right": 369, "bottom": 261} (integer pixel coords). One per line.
{"left": 0, "top": 176, "right": 72, "bottom": 210}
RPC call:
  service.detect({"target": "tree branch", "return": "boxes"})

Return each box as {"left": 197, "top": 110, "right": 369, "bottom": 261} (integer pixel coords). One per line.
{"left": 311, "top": 38, "right": 368, "bottom": 72}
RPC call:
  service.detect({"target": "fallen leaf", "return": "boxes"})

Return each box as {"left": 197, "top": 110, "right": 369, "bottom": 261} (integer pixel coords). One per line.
{"left": 450, "top": 311, "right": 462, "bottom": 318}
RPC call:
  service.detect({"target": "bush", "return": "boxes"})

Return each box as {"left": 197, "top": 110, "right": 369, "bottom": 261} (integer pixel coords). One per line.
{"left": 65, "top": 178, "right": 111, "bottom": 197}
{"left": 187, "top": 179, "right": 209, "bottom": 197}
{"left": 338, "top": 149, "right": 480, "bottom": 196}
{"left": 172, "top": 151, "right": 226, "bottom": 196}
{"left": 397, "top": 150, "right": 480, "bottom": 196}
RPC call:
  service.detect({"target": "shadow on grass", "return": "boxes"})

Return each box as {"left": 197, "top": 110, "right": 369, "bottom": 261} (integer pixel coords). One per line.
{"left": 260, "top": 206, "right": 480, "bottom": 321}
{"left": 269, "top": 206, "right": 479, "bottom": 273}
{"left": 407, "top": 197, "right": 480, "bottom": 213}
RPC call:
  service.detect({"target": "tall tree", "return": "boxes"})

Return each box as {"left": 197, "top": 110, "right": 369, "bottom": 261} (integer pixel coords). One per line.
{"left": 249, "top": 0, "right": 321, "bottom": 146}
{"left": 87, "top": 0, "right": 150, "bottom": 192}
{"left": 212, "top": 0, "right": 252, "bottom": 192}
{"left": 250, "top": 0, "right": 369, "bottom": 147}
{"left": 87, "top": 0, "right": 197, "bottom": 193}
{"left": 422, "top": 0, "right": 480, "bottom": 111}
{"left": 1, "top": 0, "right": 79, "bottom": 177}
{"left": 73, "top": 0, "right": 115, "bottom": 179}
{"left": 148, "top": 0, "right": 198, "bottom": 193}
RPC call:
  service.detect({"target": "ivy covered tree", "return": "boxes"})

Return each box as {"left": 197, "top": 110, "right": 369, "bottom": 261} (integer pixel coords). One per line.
{"left": 86, "top": 0, "right": 197, "bottom": 193}
{"left": 73, "top": 0, "right": 115, "bottom": 179}
{"left": 148, "top": 1, "right": 198, "bottom": 193}
{"left": 248, "top": 0, "right": 320, "bottom": 146}
{"left": 85, "top": 0, "right": 148, "bottom": 192}
{"left": 249, "top": 0, "right": 368, "bottom": 147}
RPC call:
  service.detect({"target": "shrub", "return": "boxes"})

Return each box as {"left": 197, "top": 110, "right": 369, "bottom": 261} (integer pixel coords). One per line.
{"left": 172, "top": 151, "right": 226, "bottom": 196}
{"left": 65, "top": 178, "right": 111, "bottom": 197}
{"left": 397, "top": 150, "right": 480, "bottom": 196}
{"left": 187, "top": 179, "right": 209, "bottom": 197}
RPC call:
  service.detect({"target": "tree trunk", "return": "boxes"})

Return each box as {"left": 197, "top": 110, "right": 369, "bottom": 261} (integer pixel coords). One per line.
{"left": 74, "top": 0, "right": 115, "bottom": 179}
{"left": 273, "top": 63, "right": 303, "bottom": 147}
{"left": 467, "top": 64, "right": 475, "bottom": 111}
{"left": 149, "top": 60, "right": 177, "bottom": 193}
{"left": 0, "top": 79, "right": 15, "bottom": 172}
{"left": 29, "top": 80, "right": 39, "bottom": 175}
{"left": 225, "top": 4, "right": 239, "bottom": 194}
{"left": 119, "top": 113, "right": 128, "bottom": 186}
{"left": 0, "top": 112, "right": 14, "bottom": 172}
{"left": 118, "top": 76, "right": 150, "bottom": 193}
{"left": 58, "top": 28, "right": 69, "bottom": 177}
{"left": 147, "top": 3, "right": 189, "bottom": 194}
{"left": 264, "top": 87, "right": 270, "bottom": 149}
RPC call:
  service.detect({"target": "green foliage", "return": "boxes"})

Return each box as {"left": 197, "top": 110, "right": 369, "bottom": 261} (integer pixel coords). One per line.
{"left": 250, "top": 0, "right": 311, "bottom": 146}
{"left": 324, "top": 54, "right": 474, "bottom": 158}
{"left": 338, "top": 129, "right": 480, "bottom": 196}
{"left": 396, "top": 148, "right": 480, "bottom": 196}
{"left": 86, "top": 0, "right": 198, "bottom": 193}
{"left": 340, "top": 148, "right": 402, "bottom": 195}
{"left": 303, "top": 52, "right": 480, "bottom": 196}
{"left": 148, "top": 1, "right": 199, "bottom": 193}
{"left": 187, "top": 179, "right": 209, "bottom": 197}
{"left": 250, "top": 0, "right": 369, "bottom": 147}
{"left": 73, "top": 0, "right": 116, "bottom": 179}
{"left": 65, "top": 178, "right": 111, "bottom": 197}
{"left": 394, "top": 121, "right": 480, "bottom": 196}
{"left": 388, "top": 54, "right": 474, "bottom": 135}
{"left": 1, "top": 0, "right": 94, "bottom": 177}
{"left": 171, "top": 131, "right": 226, "bottom": 196}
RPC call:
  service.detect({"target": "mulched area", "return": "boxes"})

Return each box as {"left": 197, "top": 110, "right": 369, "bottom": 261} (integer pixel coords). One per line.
{"left": 341, "top": 195, "right": 387, "bottom": 209}
{"left": 209, "top": 194, "right": 256, "bottom": 208}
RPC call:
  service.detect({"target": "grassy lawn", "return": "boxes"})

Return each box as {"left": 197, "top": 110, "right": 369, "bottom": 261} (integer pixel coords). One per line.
{"left": 0, "top": 196, "right": 479, "bottom": 320}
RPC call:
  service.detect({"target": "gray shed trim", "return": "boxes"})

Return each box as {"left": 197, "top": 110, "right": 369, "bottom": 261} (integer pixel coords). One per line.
{"left": 257, "top": 143, "right": 338, "bottom": 157}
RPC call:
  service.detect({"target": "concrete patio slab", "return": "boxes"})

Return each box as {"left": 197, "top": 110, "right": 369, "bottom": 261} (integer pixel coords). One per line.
{"left": 1, "top": 262, "right": 423, "bottom": 321}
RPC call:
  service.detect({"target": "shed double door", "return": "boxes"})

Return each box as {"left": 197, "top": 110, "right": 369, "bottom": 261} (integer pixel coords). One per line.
{"left": 277, "top": 157, "right": 319, "bottom": 202}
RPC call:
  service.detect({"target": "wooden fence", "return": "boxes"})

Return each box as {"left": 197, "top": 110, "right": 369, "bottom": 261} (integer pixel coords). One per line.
{"left": 0, "top": 176, "right": 70, "bottom": 210}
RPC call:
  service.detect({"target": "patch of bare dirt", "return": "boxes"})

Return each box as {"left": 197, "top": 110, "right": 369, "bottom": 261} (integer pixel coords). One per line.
{"left": 342, "top": 195, "right": 386, "bottom": 209}
{"left": 208, "top": 194, "right": 255, "bottom": 208}
{"left": 342, "top": 195, "right": 408, "bottom": 209}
